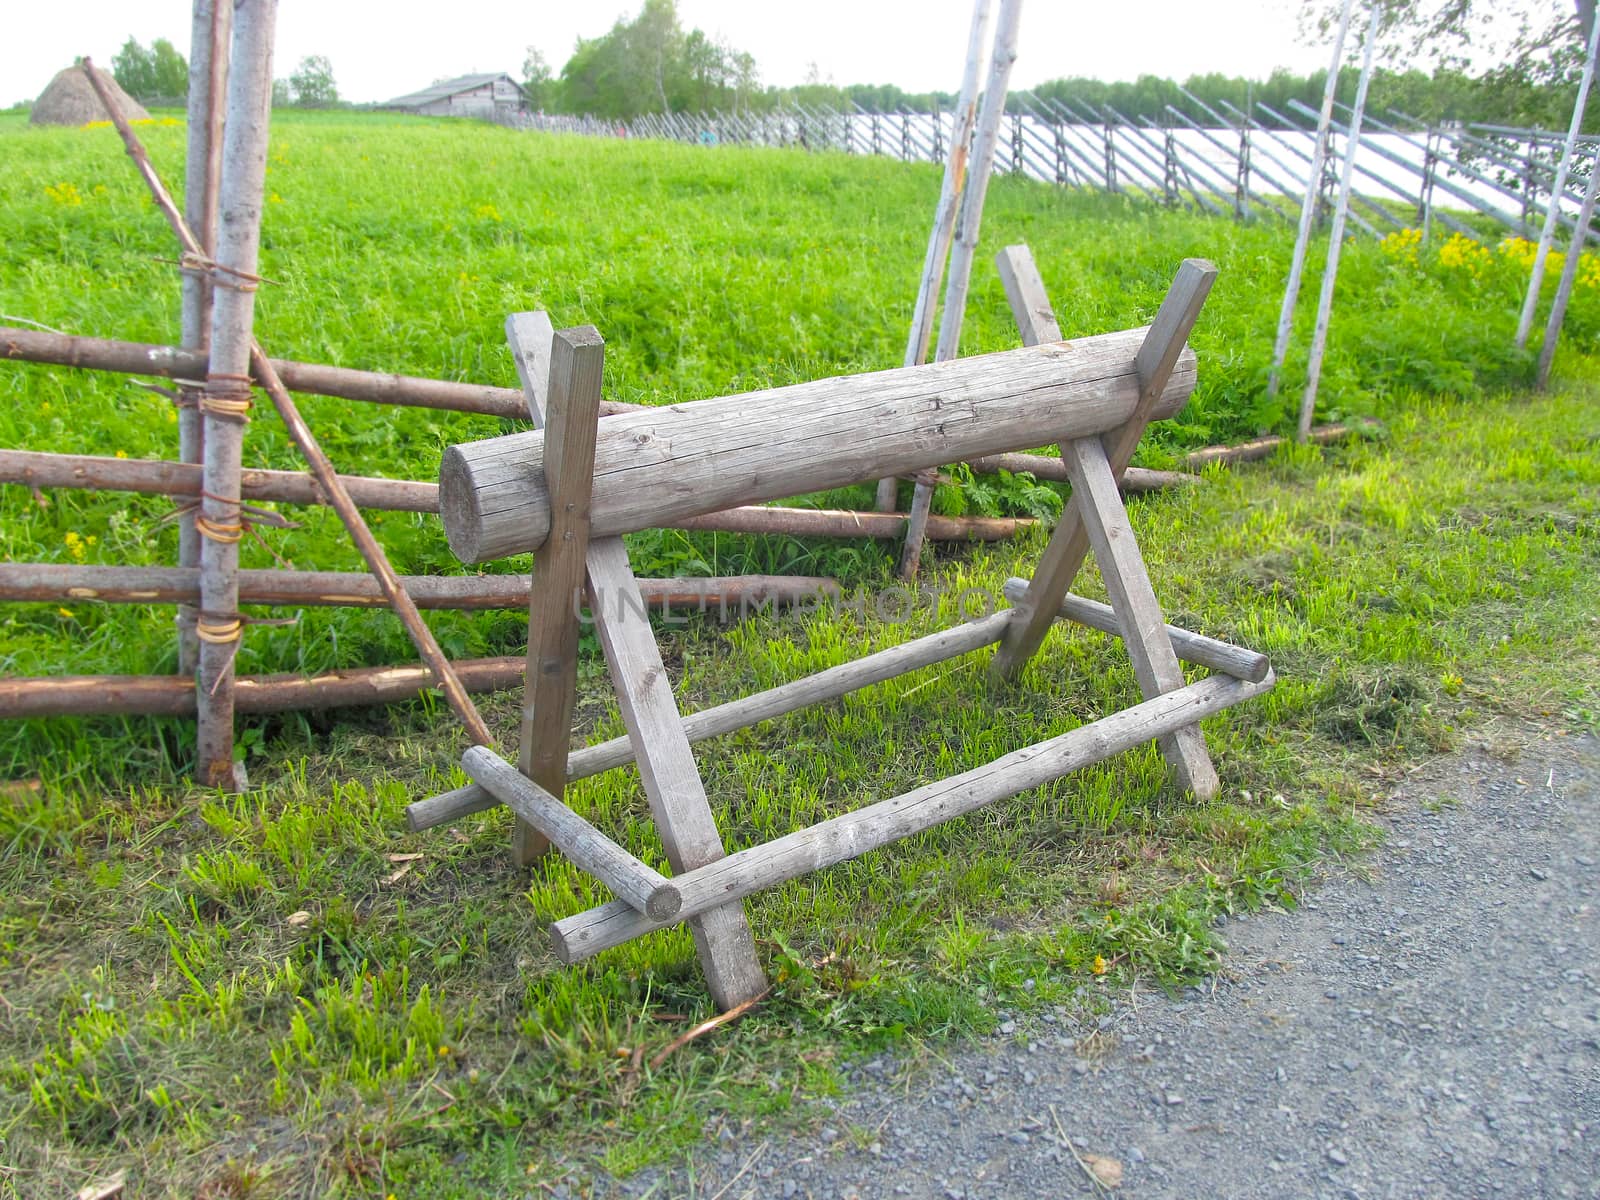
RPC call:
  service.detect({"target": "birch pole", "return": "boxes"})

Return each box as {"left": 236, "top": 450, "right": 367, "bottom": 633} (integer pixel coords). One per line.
{"left": 1297, "top": 1, "right": 1380, "bottom": 440}
{"left": 1266, "top": 0, "right": 1356, "bottom": 404}
{"left": 197, "top": 0, "right": 276, "bottom": 788}
{"left": 1514, "top": 14, "right": 1600, "bottom": 349}
{"left": 875, "top": 0, "right": 993, "bottom": 513}
{"left": 1536, "top": 150, "right": 1600, "bottom": 388}
{"left": 177, "top": 0, "right": 231, "bottom": 675}
{"left": 899, "top": 0, "right": 1024, "bottom": 579}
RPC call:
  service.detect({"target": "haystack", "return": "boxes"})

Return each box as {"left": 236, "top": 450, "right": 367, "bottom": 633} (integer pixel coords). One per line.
{"left": 30, "top": 64, "right": 149, "bottom": 125}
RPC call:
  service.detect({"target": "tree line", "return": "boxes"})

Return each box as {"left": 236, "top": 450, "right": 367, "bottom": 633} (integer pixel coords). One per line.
{"left": 111, "top": 36, "right": 340, "bottom": 108}
{"left": 528, "top": 0, "right": 1596, "bottom": 131}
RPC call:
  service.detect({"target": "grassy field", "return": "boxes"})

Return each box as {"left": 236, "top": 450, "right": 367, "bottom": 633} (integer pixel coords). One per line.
{"left": 1, "top": 111, "right": 1598, "bottom": 1196}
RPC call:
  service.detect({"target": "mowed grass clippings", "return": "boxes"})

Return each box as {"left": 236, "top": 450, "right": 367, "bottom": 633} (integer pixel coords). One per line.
{"left": 0, "top": 111, "right": 1597, "bottom": 1195}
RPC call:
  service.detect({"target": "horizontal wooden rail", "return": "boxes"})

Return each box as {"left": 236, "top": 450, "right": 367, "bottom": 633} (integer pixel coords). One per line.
{"left": 1179, "top": 422, "right": 1371, "bottom": 470}
{"left": 406, "top": 610, "right": 1016, "bottom": 832}
{"left": 0, "top": 656, "right": 527, "bottom": 718}
{"left": 0, "top": 563, "right": 835, "bottom": 612}
{"left": 998, "top": 578, "right": 1270, "bottom": 682}
{"left": 0, "top": 448, "right": 437, "bottom": 511}
{"left": 461, "top": 746, "right": 680, "bottom": 919}
{"left": 0, "top": 449, "right": 1034, "bottom": 543}
{"left": 0, "top": 325, "right": 643, "bottom": 420}
{"left": 441, "top": 329, "right": 1198, "bottom": 561}
{"left": 550, "top": 668, "right": 1276, "bottom": 961}
{"left": 964, "top": 452, "right": 1197, "bottom": 492}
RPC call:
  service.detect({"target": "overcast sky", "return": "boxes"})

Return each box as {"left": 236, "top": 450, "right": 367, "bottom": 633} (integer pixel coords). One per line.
{"left": 5, "top": 1, "right": 1342, "bottom": 108}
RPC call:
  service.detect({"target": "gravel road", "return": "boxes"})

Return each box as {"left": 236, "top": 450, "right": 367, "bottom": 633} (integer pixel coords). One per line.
{"left": 616, "top": 724, "right": 1599, "bottom": 1199}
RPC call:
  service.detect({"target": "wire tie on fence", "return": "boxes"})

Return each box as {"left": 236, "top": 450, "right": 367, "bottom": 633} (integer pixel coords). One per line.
{"left": 195, "top": 515, "right": 245, "bottom": 544}
{"left": 199, "top": 381, "right": 254, "bottom": 424}
{"left": 195, "top": 613, "right": 243, "bottom": 645}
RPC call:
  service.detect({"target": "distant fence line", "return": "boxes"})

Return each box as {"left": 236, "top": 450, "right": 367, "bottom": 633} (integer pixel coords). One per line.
{"left": 513, "top": 94, "right": 1600, "bottom": 248}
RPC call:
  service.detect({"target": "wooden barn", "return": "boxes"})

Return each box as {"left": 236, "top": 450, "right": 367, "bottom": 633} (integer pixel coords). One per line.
{"left": 381, "top": 73, "right": 529, "bottom": 120}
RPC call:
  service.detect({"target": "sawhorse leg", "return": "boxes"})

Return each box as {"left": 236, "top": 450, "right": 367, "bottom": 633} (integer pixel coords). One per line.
{"left": 988, "top": 249, "right": 1221, "bottom": 799}
{"left": 508, "top": 314, "right": 766, "bottom": 1010}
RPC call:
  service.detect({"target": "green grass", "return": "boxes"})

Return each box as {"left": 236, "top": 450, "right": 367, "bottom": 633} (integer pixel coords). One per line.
{"left": 1, "top": 111, "right": 1598, "bottom": 1196}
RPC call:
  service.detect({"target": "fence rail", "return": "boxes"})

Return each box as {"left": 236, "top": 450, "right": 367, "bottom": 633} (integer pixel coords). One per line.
{"left": 514, "top": 97, "right": 1599, "bottom": 247}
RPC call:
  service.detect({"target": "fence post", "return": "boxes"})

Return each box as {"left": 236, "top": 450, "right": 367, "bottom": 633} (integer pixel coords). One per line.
{"left": 1236, "top": 124, "right": 1251, "bottom": 220}
{"left": 1515, "top": 11, "right": 1600, "bottom": 348}
{"left": 1297, "top": 0, "right": 1381, "bottom": 440}
{"left": 1266, "top": 0, "right": 1357, "bottom": 403}
{"left": 1419, "top": 128, "right": 1438, "bottom": 240}
{"left": 177, "top": 0, "right": 231, "bottom": 677}
{"left": 1536, "top": 151, "right": 1600, "bottom": 388}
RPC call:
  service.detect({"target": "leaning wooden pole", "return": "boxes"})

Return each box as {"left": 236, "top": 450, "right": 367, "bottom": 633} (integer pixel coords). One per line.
{"left": 900, "top": 0, "right": 1024, "bottom": 579}
{"left": 82, "top": 23, "right": 497, "bottom": 765}
{"left": 1265, "top": 0, "right": 1355, "bottom": 404}
{"left": 875, "top": 0, "right": 993, "bottom": 512}
{"left": 1514, "top": 14, "right": 1600, "bottom": 349}
{"left": 1296, "top": 0, "right": 1380, "bottom": 440}
{"left": 176, "top": 0, "right": 232, "bottom": 674}
{"left": 1536, "top": 149, "right": 1600, "bottom": 388}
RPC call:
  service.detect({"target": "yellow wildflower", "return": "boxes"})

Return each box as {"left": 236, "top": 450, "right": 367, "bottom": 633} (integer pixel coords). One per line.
{"left": 1379, "top": 226, "right": 1422, "bottom": 266}
{"left": 44, "top": 182, "right": 83, "bottom": 206}
{"left": 115, "top": 450, "right": 128, "bottom": 459}
{"left": 57, "top": 607, "right": 75, "bottom": 620}
{"left": 1090, "top": 954, "right": 1108, "bottom": 976}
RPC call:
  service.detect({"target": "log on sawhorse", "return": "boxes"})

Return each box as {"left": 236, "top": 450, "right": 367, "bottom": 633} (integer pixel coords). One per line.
{"left": 410, "top": 259, "right": 1273, "bottom": 1011}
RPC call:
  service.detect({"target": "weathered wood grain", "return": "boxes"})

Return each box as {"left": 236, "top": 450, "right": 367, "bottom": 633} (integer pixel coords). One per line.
{"left": 0, "top": 562, "right": 835, "bottom": 613}
{"left": 0, "top": 449, "right": 1038, "bottom": 537}
{"left": 462, "top": 746, "right": 681, "bottom": 920}
{"left": 586, "top": 536, "right": 768, "bottom": 1010}
{"left": 551, "top": 669, "right": 1276, "bottom": 962}
{"left": 0, "top": 658, "right": 528, "bottom": 718}
{"left": 177, "top": 0, "right": 230, "bottom": 675}
{"left": 515, "top": 326, "right": 605, "bottom": 865}
{"left": 878, "top": 0, "right": 994, "bottom": 513}
{"left": 441, "top": 329, "right": 1198, "bottom": 563}
{"left": 896, "top": 0, "right": 1025, "bottom": 574}
{"left": 0, "top": 448, "right": 439, "bottom": 511}
{"left": 196, "top": 1, "right": 276, "bottom": 788}
{"left": 0, "top": 326, "right": 644, "bottom": 420}
{"left": 1060, "top": 436, "right": 1219, "bottom": 798}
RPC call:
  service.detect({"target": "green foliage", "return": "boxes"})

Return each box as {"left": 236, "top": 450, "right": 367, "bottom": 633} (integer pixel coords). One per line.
{"left": 521, "top": 46, "right": 554, "bottom": 111}
{"left": 286, "top": 55, "right": 339, "bottom": 109}
{"left": 110, "top": 36, "right": 188, "bottom": 102}
{"left": 556, "top": 0, "right": 759, "bottom": 118}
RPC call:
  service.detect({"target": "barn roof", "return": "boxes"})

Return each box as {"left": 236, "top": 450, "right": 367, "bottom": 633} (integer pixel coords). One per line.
{"left": 382, "top": 73, "right": 525, "bottom": 109}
